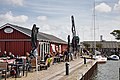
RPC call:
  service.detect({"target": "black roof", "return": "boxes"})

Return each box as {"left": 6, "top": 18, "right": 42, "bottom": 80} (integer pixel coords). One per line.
{"left": 1, "top": 23, "right": 67, "bottom": 44}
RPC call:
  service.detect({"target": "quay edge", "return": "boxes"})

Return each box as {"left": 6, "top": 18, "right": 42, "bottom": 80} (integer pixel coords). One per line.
{"left": 80, "top": 61, "right": 97, "bottom": 80}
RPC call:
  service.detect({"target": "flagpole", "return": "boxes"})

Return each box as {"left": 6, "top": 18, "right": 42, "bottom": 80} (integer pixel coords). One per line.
{"left": 35, "top": 49, "right": 38, "bottom": 80}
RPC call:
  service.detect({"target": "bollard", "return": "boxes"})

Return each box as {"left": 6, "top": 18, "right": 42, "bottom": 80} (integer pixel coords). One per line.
{"left": 65, "top": 62, "right": 69, "bottom": 75}
{"left": 119, "top": 68, "right": 120, "bottom": 80}
{"left": 84, "top": 57, "right": 86, "bottom": 64}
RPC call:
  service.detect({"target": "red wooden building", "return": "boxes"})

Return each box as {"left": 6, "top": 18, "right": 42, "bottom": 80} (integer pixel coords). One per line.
{"left": 0, "top": 23, "right": 67, "bottom": 60}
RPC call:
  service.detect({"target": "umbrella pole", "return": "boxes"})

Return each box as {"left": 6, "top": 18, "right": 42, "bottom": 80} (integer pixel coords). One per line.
{"left": 36, "top": 56, "right": 38, "bottom": 80}
{"left": 35, "top": 48, "right": 38, "bottom": 80}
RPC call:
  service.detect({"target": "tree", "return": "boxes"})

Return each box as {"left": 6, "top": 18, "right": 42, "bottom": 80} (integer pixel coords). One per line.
{"left": 110, "top": 30, "right": 120, "bottom": 40}
{"left": 83, "top": 43, "right": 90, "bottom": 49}
{"left": 96, "top": 43, "right": 102, "bottom": 51}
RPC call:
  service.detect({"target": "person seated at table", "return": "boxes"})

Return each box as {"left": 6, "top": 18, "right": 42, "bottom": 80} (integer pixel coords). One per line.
{"left": 60, "top": 51, "right": 64, "bottom": 58}
{"left": 45, "top": 52, "right": 54, "bottom": 66}
{"left": 1, "top": 51, "right": 7, "bottom": 57}
{"left": 26, "top": 52, "right": 30, "bottom": 59}
{"left": 8, "top": 52, "right": 15, "bottom": 59}
{"left": 55, "top": 51, "right": 60, "bottom": 57}
{"left": 26, "top": 52, "right": 32, "bottom": 71}
{"left": 44, "top": 53, "right": 49, "bottom": 62}
{"left": 59, "top": 52, "right": 64, "bottom": 60}
{"left": 83, "top": 49, "right": 89, "bottom": 55}
{"left": 63, "top": 49, "right": 68, "bottom": 62}
{"left": 26, "top": 52, "right": 32, "bottom": 64}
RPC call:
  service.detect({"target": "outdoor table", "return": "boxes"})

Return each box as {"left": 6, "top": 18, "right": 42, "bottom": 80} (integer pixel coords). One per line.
{"left": 0, "top": 58, "right": 16, "bottom": 64}
{"left": 8, "top": 63, "right": 25, "bottom": 78}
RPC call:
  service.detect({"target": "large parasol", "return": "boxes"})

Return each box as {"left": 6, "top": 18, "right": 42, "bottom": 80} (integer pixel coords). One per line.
{"left": 31, "top": 24, "right": 39, "bottom": 58}
{"left": 71, "top": 15, "right": 76, "bottom": 37}
{"left": 71, "top": 15, "right": 80, "bottom": 58}
{"left": 31, "top": 24, "right": 39, "bottom": 79}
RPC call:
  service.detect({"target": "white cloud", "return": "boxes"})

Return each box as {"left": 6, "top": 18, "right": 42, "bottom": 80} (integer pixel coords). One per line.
{"left": 114, "top": 0, "right": 120, "bottom": 11}
{"left": 40, "top": 24, "right": 51, "bottom": 31}
{"left": 95, "top": 3, "right": 112, "bottom": 13}
{"left": 0, "top": 11, "right": 28, "bottom": 23}
{"left": 3, "top": 0, "right": 24, "bottom": 6}
{"left": 36, "top": 20, "right": 70, "bottom": 41}
{"left": 37, "top": 16, "right": 48, "bottom": 21}
{"left": 10, "top": 0, "right": 23, "bottom": 6}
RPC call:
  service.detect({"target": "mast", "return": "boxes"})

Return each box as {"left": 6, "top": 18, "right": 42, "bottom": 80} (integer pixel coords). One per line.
{"left": 71, "top": 15, "right": 76, "bottom": 53}
{"left": 93, "top": 0, "right": 96, "bottom": 55}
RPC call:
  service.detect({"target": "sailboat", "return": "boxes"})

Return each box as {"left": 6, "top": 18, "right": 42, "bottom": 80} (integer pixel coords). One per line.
{"left": 93, "top": 50, "right": 107, "bottom": 63}
{"left": 92, "top": 0, "right": 107, "bottom": 63}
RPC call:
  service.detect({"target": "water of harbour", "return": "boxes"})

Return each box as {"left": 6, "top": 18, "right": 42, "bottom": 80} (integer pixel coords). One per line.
{"left": 91, "top": 60, "right": 120, "bottom": 80}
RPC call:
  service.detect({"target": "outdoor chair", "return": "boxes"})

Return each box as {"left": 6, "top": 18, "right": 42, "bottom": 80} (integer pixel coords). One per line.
{"left": 8, "top": 58, "right": 26, "bottom": 78}
{"left": 30, "top": 58, "right": 41, "bottom": 71}
{"left": 39, "top": 61, "right": 47, "bottom": 70}
{"left": 37, "top": 56, "right": 41, "bottom": 64}
{"left": 54, "top": 56, "right": 60, "bottom": 63}
{"left": 40, "top": 64, "right": 47, "bottom": 70}
{"left": 0, "top": 62, "right": 10, "bottom": 80}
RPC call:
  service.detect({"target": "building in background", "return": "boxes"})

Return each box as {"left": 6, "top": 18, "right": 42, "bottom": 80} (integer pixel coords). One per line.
{"left": 81, "top": 41, "right": 120, "bottom": 56}
{"left": 0, "top": 23, "right": 67, "bottom": 61}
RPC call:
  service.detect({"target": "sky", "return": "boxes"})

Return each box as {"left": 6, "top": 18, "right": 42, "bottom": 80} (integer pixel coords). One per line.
{"left": 0, "top": 0, "right": 120, "bottom": 42}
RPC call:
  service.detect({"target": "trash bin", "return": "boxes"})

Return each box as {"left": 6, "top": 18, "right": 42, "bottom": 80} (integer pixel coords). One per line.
{"left": 65, "top": 62, "right": 69, "bottom": 75}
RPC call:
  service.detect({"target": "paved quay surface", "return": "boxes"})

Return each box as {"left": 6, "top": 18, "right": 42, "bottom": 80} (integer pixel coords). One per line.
{"left": 6, "top": 57, "right": 96, "bottom": 80}
{"left": 60, "top": 60, "right": 96, "bottom": 80}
